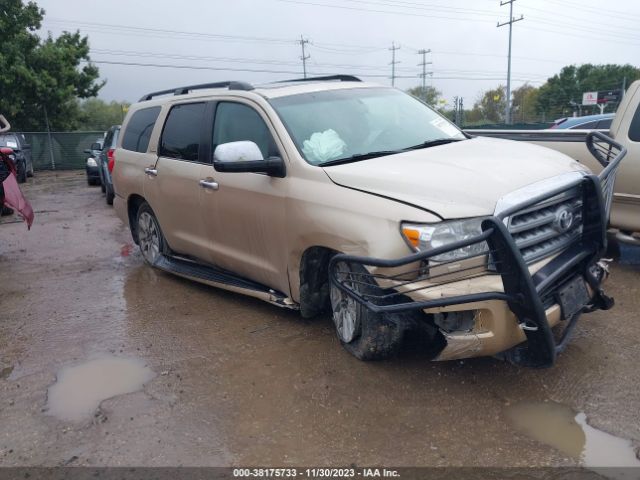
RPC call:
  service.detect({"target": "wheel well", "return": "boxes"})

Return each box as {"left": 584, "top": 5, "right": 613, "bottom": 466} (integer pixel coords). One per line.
{"left": 298, "top": 246, "right": 337, "bottom": 318}
{"left": 127, "top": 194, "right": 146, "bottom": 244}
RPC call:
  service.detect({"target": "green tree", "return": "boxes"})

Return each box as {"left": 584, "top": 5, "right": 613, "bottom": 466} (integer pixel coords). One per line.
{"left": 511, "top": 83, "right": 540, "bottom": 123}
{"left": 474, "top": 85, "right": 507, "bottom": 123}
{"left": 0, "top": 0, "right": 103, "bottom": 131}
{"left": 78, "top": 99, "right": 130, "bottom": 131}
{"left": 407, "top": 85, "right": 442, "bottom": 106}
{"left": 536, "top": 64, "right": 640, "bottom": 119}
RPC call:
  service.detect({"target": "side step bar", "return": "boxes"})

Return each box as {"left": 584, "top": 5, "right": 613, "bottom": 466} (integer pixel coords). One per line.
{"left": 153, "top": 254, "right": 298, "bottom": 310}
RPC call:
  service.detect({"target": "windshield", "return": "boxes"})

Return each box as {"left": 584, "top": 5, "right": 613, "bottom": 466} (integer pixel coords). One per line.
{"left": 270, "top": 87, "right": 465, "bottom": 166}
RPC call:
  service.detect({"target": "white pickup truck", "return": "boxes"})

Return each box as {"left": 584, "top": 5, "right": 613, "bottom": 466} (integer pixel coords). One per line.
{"left": 467, "top": 80, "right": 640, "bottom": 244}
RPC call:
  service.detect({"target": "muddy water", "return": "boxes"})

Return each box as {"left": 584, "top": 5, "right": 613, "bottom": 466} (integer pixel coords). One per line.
{"left": 506, "top": 401, "right": 640, "bottom": 468}
{"left": 47, "top": 356, "right": 155, "bottom": 422}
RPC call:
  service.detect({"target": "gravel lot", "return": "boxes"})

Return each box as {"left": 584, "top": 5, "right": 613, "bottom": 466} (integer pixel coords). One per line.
{"left": 1, "top": 171, "right": 639, "bottom": 467}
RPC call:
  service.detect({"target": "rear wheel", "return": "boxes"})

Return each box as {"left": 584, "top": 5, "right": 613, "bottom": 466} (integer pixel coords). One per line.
{"left": 330, "top": 261, "right": 406, "bottom": 360}
{"left": 27, "top": 160, "right": 34, "bottom": 177}
{"left": 105, "top": 183, "right": 114, "bottom": 205}
{"left": 136, "top": 203, "right": 166, "bottom": 266}
{"left": 17, "top": 160, "right": 27, "bottom": 184}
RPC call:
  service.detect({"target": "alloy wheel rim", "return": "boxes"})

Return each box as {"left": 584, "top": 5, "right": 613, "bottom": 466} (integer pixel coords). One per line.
{"left": 331, "top": 263, "right": 360, "bottom": 343}
{"left": 138, "top": 212, "right": 161, "bottom": 264}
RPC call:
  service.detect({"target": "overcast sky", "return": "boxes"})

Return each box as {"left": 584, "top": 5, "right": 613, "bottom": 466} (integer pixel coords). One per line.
{"left": 36, "top": 0, "right": 640, "bottom": 107}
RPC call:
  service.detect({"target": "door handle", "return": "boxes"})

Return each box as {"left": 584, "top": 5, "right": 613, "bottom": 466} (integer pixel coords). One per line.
{"left": 144, "top": 167, "right": 158, "bottom": 177}
{"left": 199, "top": 179, "right": 219, "bottom": 190}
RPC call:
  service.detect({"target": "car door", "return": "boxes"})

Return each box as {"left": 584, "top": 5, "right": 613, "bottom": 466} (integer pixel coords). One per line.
{"left": 143, "top": 101, "right": 212, "bottom": 260}
{"left": 198, "top": 100, "right": 289, "bottom": 291}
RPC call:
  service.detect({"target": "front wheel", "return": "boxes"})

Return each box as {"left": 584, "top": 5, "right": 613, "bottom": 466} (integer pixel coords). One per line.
{"left": 330, "top": 261, "right": 406, "bottom": 360}
{"left": 136, "top": 203, "right": 167, "bottom": 266}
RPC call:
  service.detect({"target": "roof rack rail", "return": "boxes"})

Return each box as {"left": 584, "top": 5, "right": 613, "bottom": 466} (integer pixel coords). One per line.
{"left": 277, "top": 75, "right": 362, "bottom": 84}
{"left": 139, "top": 81, "right": 254, "bottom": 102}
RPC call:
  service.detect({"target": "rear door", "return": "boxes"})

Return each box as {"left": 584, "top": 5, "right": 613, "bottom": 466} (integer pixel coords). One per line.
{"left": 143, "top": 102, "right": 212, "bottom": 260}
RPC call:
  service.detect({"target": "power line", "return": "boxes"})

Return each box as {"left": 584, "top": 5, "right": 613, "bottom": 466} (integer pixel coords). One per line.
{"left": 497, "top": 0, "right": 524, "bottom": 125}
{"left": 85, "top": 59, "right": 543, "bottom": 83}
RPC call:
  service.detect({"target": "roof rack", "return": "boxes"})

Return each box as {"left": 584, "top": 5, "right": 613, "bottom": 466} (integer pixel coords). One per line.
{"left": 277, "top": 75, "right": 362, "bottom": 84}
{"left": 139, "top": 81, "right": 254, "bottom": 102}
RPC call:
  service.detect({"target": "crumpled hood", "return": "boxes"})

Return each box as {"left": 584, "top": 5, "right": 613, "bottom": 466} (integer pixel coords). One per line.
{"left": 322, "top": 136, "right": 589, "bottom": 219}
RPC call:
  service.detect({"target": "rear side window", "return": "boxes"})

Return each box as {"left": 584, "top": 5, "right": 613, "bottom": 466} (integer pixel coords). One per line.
{"left": 160, "top": 103, "right": 206, "bottom": 161}
{"left": 629, "top": 105, "right": 640, "bottom": 142}
{"left": 574, "top": 120, "right": 598, "bottom": 129}
{"left": 597, "top": 118, "right": 612, "bottom": 129}
{"left": 122, "top": 107, "right": 161, "bottom": 153}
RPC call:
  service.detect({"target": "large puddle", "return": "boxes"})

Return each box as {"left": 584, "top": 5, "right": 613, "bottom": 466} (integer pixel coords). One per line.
{"left": 47, "top": 356, "right": 155, "bottom": 422}
{"left": 506, "top": 401, "right": 640, "bottom": 468}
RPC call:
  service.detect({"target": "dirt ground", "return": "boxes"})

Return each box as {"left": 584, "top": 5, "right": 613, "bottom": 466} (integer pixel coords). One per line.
{"left": 0, "top": 171, "right": 639, "bottom": 467}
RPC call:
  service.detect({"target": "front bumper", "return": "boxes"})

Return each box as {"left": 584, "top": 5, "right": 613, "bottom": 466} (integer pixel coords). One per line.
{"left": 329, "top": 132, "right": 626, "bottom": 368}
{"left": 86, "top": 165, "right": 100, "bottom": 179}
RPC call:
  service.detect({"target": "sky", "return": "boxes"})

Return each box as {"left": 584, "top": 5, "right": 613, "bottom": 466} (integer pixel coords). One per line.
{"left": 35, "top": 0, "right": 640, "bottom": 108}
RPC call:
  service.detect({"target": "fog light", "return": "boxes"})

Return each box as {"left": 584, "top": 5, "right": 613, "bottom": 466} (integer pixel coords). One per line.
{"left": 434, "top": 310, "right": 476, "bottom": 333}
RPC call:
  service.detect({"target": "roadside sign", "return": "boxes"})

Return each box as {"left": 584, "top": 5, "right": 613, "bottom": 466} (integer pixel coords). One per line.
{"left": 582, "top": 91, "right": 598, "bottom": 105}
{"left": 598, "top": 89, "right": 621, "bottom": 104}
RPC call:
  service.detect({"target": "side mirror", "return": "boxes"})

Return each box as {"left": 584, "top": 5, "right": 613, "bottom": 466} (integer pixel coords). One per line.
{"left": 90, "top": 142, "right": 102, "bottom": 151}
{"left": 213, "top": 141, "right": 285, "bottom": 177}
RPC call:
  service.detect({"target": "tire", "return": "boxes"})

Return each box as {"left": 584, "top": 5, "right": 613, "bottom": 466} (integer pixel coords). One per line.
{"left": 330, "top": 261, "right": 406, "bottom": 360}
{"left": 27, "top": 161, "right": 34, "bottom": 177}
{"left": 136, "top": 202, "right": 167, "bottom": 266}
{"left": 105, "top": 184, "right": 114, "bottom": 205}
{"left": 17, "top": 160, "right": 27, "bottom": 184}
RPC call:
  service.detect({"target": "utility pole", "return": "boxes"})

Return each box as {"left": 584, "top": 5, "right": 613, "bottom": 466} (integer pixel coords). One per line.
{"left": 497, "top": 0, "right": 523, "bottom": 125}
{"left": 389, "top": 42, "right": 401, "bottom": 87}
{"left": 417, "top": 49, "right": 432, "bottom": 102}
{"left": 299, "top": 35, "right": 310, "bottom": 78}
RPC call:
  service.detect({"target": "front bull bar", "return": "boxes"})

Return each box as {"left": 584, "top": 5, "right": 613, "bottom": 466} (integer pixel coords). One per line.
{"left": 329, "top": 132, "right": 626, "bottom": 368}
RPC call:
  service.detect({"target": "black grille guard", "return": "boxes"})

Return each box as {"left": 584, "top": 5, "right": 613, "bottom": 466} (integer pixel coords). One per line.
{"left": 329, "top": 132, "right": 626, "bottom": 368}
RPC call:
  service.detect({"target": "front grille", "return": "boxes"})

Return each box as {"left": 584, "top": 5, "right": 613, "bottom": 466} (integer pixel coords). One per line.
{"left": 507, "top": 186, "right": 583, "bottom": 264}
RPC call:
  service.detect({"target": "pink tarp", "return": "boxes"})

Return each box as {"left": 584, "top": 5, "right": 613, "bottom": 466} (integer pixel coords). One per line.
{"left": 1, "top": 148, "right": 34, "bottom": 229}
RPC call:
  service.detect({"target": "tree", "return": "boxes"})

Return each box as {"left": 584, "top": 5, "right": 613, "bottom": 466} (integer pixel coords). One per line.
{"left": 511, "top": 84, "right": 540, "bottom": 123}
{"left": 536, "top": 64, "right": 640, "bottom": 119}
{"left": 0, "top": 0, "right": 103, "bottom": 131}
{"left": 474, "top": 85, "right": 507, "bottom": 123}
{"left": 407, "top": 85, "right": 442, "bottom": 106}
{"left": 78, "top": 99, "right": 130, "bottom": 131}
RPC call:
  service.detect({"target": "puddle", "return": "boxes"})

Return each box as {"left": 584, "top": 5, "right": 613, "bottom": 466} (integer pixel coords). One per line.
{"left": 506, "top": 401, "right": 640, "bottom": 468}
{"left": 47, "top": 356, "right": 155, "bottom": 422}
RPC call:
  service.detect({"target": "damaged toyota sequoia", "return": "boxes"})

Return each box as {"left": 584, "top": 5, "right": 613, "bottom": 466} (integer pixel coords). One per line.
{"left": 112, "top": 75, "right": 626, "bottom": 368}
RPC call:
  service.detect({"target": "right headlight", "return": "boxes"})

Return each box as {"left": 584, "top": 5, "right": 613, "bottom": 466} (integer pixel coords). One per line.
{"left": 86, "top": 157, "right": 97, "bottom": 167}
{"left": 401, "top": 218, "right": 489, "bottom": 262}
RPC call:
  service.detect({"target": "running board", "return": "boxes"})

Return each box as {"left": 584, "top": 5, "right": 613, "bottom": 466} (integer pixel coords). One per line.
{"left": 153, "top": 254, "right": 298, "bottom": 310}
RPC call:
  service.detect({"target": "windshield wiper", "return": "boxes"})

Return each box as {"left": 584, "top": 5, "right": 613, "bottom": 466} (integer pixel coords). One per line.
{"left": 403, "top": 138, "right": 464, "bottom": 151}
{"left": 318, "top": 150, "right": 400, "bottom": 167}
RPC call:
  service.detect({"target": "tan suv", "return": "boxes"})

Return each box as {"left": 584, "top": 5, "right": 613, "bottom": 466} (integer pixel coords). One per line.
{"left": 113, "top": 76, "right": 626, "bottom": 368}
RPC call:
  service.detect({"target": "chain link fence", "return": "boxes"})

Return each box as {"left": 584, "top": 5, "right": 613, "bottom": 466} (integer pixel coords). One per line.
{"left": 20, "top": 132, "right": 104, "bottom": 171}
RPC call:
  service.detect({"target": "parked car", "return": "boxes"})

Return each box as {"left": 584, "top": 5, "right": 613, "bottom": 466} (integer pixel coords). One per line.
{"left": 466, "top": 80, "right": 640, "bottom": 245}
{"left": 0, "top": 132, "right": 33, "bottom": 183}
{"left": 112, "top": 76, "right": 625, "bottom": 368}
{"left": 97, "top": 125, "right": 120, "bottom": 205}
{"left": 84, "top": 138, "right": 103, "bottom": 186}
{"left": 550, "top": 113, "right": 614, "bottom": 130}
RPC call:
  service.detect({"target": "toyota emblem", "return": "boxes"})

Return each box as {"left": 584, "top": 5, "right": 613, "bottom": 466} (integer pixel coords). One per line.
{"left": 554, "top": 207, "right": 574, "bottom": 233}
